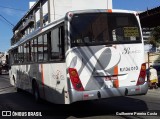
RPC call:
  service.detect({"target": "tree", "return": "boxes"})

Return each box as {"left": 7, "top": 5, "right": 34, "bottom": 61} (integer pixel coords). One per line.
{"left": 148, "top": 26, "right": 160, "bottom": 47}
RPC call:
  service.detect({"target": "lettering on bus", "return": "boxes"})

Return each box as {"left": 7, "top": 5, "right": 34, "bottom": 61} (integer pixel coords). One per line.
{"left": 122, "top": 47, "right": 140, "bottom": 54}
{"left": 123, "top": 27, "right": 139, "bottom": 37}
{"left": 120, "top": 66, "right": 138, "bottom": 72}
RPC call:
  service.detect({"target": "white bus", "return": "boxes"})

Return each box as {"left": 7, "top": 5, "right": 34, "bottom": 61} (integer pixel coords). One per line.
{"left": 9, "top": 9, "right": 148, "bottom": 104}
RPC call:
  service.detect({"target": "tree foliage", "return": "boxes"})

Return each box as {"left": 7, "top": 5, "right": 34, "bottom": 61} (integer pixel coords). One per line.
{"left": 148, "top": 26, "right": 160, "bottom": 47}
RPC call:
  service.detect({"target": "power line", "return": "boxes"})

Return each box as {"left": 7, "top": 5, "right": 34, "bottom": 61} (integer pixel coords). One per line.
{"left": 0, "top": 15, "right": 14, "bottom": 27}
{"left": 0, "top": 5, "right": 26, "bottom": 11}
{"left": 0, "top": 5, "right": 27, "bottom": 27}
{"left": 0, "top": 17, "right": 13, "bottom": 27}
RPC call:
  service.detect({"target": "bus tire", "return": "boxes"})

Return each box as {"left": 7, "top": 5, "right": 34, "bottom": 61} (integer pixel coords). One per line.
{"left": 32, "top": 81, "right": 40, "bottom": 103}
{"left": 17, "top": 88, "right": 23, "bottom": 92}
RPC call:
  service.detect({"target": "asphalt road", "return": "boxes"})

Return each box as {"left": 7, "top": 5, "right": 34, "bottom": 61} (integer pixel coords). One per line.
{"left": 0, "top": 74, "right": 160, "bottom": 119}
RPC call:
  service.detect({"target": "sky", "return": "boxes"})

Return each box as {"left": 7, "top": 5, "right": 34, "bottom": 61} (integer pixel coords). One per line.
{"left": 0, "top": 0, "right": 36, "bottom": 52}
{"left": 0, "top": 0, "right": 160, "bottom": 52}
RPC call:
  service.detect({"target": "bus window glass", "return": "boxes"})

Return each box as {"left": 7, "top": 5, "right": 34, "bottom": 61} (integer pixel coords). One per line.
{"left": 44, "top": 34, "right": 48, "bottom": 61}
{"left": 23, "top": 44, "right": 26, "bottom": 62}
{"left": 70, "top": 13, "right": 141, "bottom": 46}
{"left": 51, "top": 28, "right": 60, "bottom": 59}
{"left": 31, "top": 39, "right": 37, "bottom": 62}
{"left": 24, "top": 42, "right": 30, "bottom": 62}
{"left": 18, "top": 45, "right": 24, "bottom": 63}
{"left": 38, "top": 36, "right": 43, "bottom": 61}
{"left": 50, "top": 25, "right": 65, "bottom": 60}
{"left": 12, "top": 48, "right": 18, "bottom": 64}
{"left": 34, "top": 39, "right": 38, "bottom": 62}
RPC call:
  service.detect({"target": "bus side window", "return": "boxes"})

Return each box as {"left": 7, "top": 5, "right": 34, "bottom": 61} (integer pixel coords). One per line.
{"left": 24, "top": 42, "right": 31, "bottom": 62}
{"left": 59, "top": 25, "right": 65, "bottom": 59}
{"left": 50, "top": 25, "right": 65, "bottom": 60}
{"left": 34, "top": 39, "right": 38, "bottom": 62}
{"left": 38, "top": 36, "right": 44, "bottom": 61}
{"left": 47, "top": 32, "right": 51, "bottom": 60}
{"left": 12, "top": 48, "right": 18, "bottom": 64}
{"left": 51, "top": 28, "right": 59, "bottom": 59}
{"left": 24, "top": 43, "right": 27, "bottom": 62}
{"left": 31, "top": 39, "right": 38, "bottom": 62}
{"left": 18, "top": 45, "right": 24, "bottom": 63}
{"left": 43, "top": 34, "right": 48, "bottom": 61}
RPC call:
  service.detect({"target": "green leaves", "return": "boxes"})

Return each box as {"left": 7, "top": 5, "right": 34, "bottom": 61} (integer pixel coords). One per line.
{"left": 148, "top": 26, "right": 160, "bottom": 47}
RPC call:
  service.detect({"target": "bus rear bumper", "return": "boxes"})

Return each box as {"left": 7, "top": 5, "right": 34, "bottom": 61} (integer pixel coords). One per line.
{"left": 69, "top": 82, "right": 148, "bottom": 103}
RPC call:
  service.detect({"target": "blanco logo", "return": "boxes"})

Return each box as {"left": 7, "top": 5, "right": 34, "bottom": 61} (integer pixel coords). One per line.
{"left": 122, "top": 47, "right": 140, "bottom": 54}
{"left": 123, "top": 47, "right": 130, "bottom": 54}
{"left": 2, "top": 111, "right": 11, "bottom": 116}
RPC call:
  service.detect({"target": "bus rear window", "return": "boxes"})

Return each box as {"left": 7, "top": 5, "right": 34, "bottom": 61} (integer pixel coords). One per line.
{"left": 70, "top": 13, "right": 141, "bottom": 46}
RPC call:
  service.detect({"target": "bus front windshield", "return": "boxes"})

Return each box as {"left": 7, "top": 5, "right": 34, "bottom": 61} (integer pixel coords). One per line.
{"left": 70, "top": 13, "right": 141, "bottom": 47}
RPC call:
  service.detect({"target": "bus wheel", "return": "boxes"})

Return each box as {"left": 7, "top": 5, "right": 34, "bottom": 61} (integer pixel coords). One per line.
{"left": 32, "top": 81, "right": 40, "bottom": 102}
{"left": 17, "top": 87, "right": 23, "bottom": 92}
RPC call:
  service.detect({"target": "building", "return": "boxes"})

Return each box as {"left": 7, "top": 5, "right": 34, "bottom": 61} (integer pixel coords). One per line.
{"left": 0, "top": 52, "right": 4, "bottom": 63}
{"left": 139, "top": 6, "right": 160, "bottom": 53}
{"left": 11, "top": 0, "right": 112, "bottom": 46}
{"left": 0, "top": 52, "right": 8, "bottom": 64}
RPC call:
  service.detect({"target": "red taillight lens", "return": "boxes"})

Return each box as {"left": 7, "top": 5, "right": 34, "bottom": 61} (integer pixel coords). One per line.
{"left": 73, "top": 77, "right": 79, "bottom": 83}
{"left": 136, "top": 63, "right": 146, "bottom": 85}
{"left": 68, "top": 68, "right": 84, "bottom": 91}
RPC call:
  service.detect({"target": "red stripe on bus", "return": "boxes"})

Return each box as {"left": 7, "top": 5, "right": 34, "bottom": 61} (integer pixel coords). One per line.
{"left": 114, "top": 65, "right": 118, "bottom": 75}
{"left": 41, "top": 64, "right": 45, "bottom": 98}
{"left": 113, "top": 66, "right": 119, "bottom": 88}
{"left": 41, "top": 64, "right": 44, "bottom": 85}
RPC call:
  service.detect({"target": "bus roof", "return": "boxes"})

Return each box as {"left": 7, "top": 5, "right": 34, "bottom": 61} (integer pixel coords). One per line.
{"left": 68, "top": 9, "right": 138, "bottom": 15}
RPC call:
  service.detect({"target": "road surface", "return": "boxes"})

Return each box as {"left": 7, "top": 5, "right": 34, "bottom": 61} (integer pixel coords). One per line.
{"left": 0, "top": 75, "right": 160, "bottom": 119}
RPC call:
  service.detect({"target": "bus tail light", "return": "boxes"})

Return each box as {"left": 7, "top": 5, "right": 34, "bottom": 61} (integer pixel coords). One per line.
{"left": 68, "top": 68, "right": 84, "bottom": 91}
{"left": 136, "top": 63, "right": 146, "bottom": 85}
{"left": 113, "top": 79, "right": 119, "bottom": 88}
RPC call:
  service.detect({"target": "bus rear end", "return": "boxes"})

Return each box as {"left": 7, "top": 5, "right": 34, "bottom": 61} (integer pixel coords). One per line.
{"left": 66, "top": 9, "right": 148, "bottom": 103}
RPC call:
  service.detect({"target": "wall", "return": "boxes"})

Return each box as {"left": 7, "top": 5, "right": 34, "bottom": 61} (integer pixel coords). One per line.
{"left": 49, "top": 0, "right": 112, "bottom": 21}
{"left": 72, "top": 0, "right": 112, "bottom": 11}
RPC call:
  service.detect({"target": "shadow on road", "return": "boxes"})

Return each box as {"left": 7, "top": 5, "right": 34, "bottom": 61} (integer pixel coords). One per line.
{"left": 0, "top": 90, "right": 148, "bottom": 118}
{"left": 69, "top": 96, "right": 148, "bottom": 118}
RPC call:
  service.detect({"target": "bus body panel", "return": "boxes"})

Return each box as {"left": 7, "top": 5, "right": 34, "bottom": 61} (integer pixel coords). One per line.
{"left": 66, "top": 43, "right": 144, "bottom": 90}
{"left": 69, "top": 82, "right": 148, "bottom": 103}
{"left": 42, "top": 63, "right": 67, "bottom": 104}
{"left": 10, "top": 63, "right": 68, "bottom": 104}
